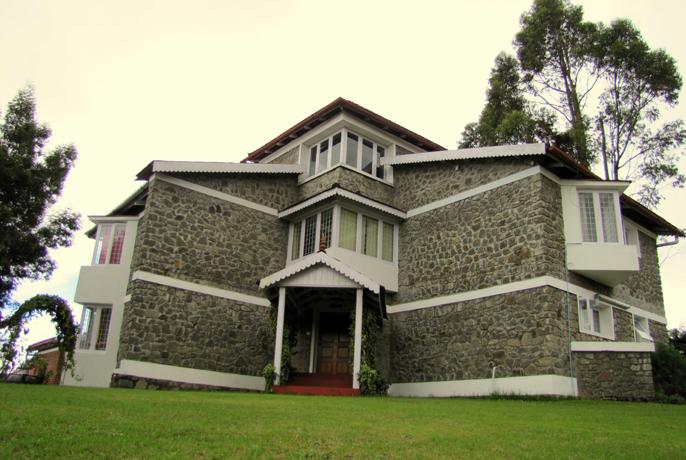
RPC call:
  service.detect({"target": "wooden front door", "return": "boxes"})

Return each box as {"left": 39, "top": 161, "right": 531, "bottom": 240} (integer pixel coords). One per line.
{"left": 317, "top": 312, "right": 351, "bottom": 374}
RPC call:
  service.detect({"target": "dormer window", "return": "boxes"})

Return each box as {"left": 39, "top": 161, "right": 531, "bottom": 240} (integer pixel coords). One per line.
{"left": 306, "top": 129, "right": 387, "bottom": 181}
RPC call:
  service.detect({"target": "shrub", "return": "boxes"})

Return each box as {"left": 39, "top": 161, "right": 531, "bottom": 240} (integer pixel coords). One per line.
{"left": 651, "top": 342, "right": 686, "bottom": 399}
{"left": 358, "top": 363, "right": 388, "bottom": 396}
{"left": 262, "top": 363, "right": 275, "bottom": 393}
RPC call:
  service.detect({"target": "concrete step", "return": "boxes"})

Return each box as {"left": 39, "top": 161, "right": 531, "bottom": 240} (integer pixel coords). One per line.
{"left": 273, "top": 385, "right": 360, "bottom": 396}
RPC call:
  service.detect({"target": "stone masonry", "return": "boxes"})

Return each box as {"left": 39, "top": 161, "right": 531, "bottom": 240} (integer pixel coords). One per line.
{"left": 574, "top": 351, "right": 654, "bottom": 400}
{"left": 391, "top": 287, "right": 572, "bottom": 383}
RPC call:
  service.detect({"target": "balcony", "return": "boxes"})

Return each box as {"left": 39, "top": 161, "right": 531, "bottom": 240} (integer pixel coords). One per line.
{"left": 566, "top": 243, "right": 639, "bottom": 286}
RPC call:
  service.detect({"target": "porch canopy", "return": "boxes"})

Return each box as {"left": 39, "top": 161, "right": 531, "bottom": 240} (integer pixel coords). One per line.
{"left": 259, "top": 252, "right": 386, "bottom": 389}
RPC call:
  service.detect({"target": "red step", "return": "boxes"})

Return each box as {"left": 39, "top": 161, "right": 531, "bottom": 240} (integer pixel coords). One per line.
{"left": 273, "top": 385, "right": 360, "bottom": 396}
{"left": 288, "top": 373, "right": 352, "bottom": 388}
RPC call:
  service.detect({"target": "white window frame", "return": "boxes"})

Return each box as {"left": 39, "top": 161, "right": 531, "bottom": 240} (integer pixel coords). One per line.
{"left": 577, "top": 297, "right": 615, "bottom": 340}
{"left": 623, "top": 222, "right": 642, "bottom": 258}
{"left": 92, "top": 223, "right": 127, "bottom": 265}
{"left": 633, "top": 315, "right": 653, "bottom": 343}
{"left": 577, "top": 190, "right": 623, "bottom": 244}
{"left": 305, "top": 128, "right": 389, "bottom": 182}
{"left": 288, "top": 203, "right": 398, "bottom": 264}
{"left": 78, "top": 305, "right": 113, "bottom": 352}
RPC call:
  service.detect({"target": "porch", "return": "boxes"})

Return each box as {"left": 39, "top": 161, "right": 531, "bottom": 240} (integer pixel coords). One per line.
{"left": 260, "top": 253, "right": 388, "bottom": 395}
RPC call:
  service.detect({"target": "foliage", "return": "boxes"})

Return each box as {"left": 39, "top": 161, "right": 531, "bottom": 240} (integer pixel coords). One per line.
{"left": 515, "top": 0, "right": 599, "bottom": 167}
{"left": 267, "top": 303, "right": 298, "bottom": 385}
{"left": 655, "top": 391, "right": 686, "bottom": 405}
{"left": 0, "top": 295, "right": 77, "bottom": 376}
{"left": 0, "top": 87, "right": 80, "bottom": 305}
{"left": 651, "top": 342, "right": 686, "bottom": 399}
{"left": 350, "top": 306, "right": 388, "bottom": 396}
{"left": 3, "top": 386, "right": 686, "bottom": 458}
{"left": 669, "top": 327, "right": 686, "bottom": 355}
{"left": 262, "top": 363, "right": 275, "bottom": 392}
{"left": 459, "top": 52, "right": 558, "bottom": 148}
{"left": 593, "top": 19, "right": 685, "bottom": 208}
{"left": 20, "top": 355, "right": 49, "bottom": 384}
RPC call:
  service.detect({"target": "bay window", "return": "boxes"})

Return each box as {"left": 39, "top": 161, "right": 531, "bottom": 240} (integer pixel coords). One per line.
{"left": 78, "top": 306, "right": 112, "bottom": 351}
{"left": 93, "top": 223, "right": 127, "bottom": 265}
{"left": 578, "top": 191, "right": 621, "bottom": 243}
{"left": 306, "top": 129, "right": 387, "bottom": 181}
{"left": 289, "top": 205, "right": 397, "bottom": 262}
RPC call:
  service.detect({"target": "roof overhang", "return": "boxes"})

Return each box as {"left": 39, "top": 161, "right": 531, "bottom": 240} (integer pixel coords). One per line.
{"left": 259, "top": 252, "right": 382, "bottom": 294}
{"left": 136, "top": 160, "right": 305, "bottom": 180}
{"left": 383, "top": 143, "right": 547, "bottom": 165}
{"left": 279, "top": 186, "right": 406, "bottom": 220}
{"left": 242, "top": 97, "right": 446, "bottom": 163}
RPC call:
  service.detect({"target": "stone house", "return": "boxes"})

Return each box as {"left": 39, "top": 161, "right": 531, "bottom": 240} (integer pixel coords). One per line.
{"left": 63, "top": 98, "right": 682, "bottom": 399}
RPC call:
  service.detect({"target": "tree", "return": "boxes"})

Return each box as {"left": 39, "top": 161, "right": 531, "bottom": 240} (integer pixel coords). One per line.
{"left": 459, "top": 52, "right": 557, "bottom": 148}
{"left": 669, "top": 327, "right": 686, "bottom": 356}
{"left": 593, "top": 19, "right": 685, "bottom": 208}
{"left": 0, "top": 87, "right": 80, "bottom": 374}
{"left": 0, "top": 87, "right": 80, "bottom": 304}
{"left": 515, "top": 0, "right": 599, "bottom": 167}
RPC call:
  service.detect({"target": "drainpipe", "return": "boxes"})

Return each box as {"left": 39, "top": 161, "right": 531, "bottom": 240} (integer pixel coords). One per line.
{"left": 656, "top": 237, "right": 679, "bottom": 248}
{"left": 490, "top": 364, "right": 498, "bottom": 394}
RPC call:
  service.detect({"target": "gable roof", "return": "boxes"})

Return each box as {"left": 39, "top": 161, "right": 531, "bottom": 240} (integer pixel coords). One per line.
{"left": 242, "top": 97, "right": 446, "bottom": 163}
{"left": 259, "top": 251, "right": 381, "bottom": 294}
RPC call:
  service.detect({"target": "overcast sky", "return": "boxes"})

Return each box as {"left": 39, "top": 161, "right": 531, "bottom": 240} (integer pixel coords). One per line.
{"left": 2, "top": 0, "right": 685, "bottom": 349}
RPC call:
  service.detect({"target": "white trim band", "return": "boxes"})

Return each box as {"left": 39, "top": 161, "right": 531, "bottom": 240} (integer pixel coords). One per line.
{"left": 571, "top": 341, "right": 655, "bottom": 353}
{"left": 116, "top": 359, "right": 264, "bottom": 391}
{"left": 156, "top": 174, "right": 279, "bottom": 216}
{"left": 388, "top": 374, "right": 578, "bottom": 397}
{"left": 407, "top": 166, "right": 544, "bottom": 217}
{"left": 132, "top": 270, "right": 270, "bottom": 307}
{"left": 387, "top": 275, "right": 667, "bottom": 324}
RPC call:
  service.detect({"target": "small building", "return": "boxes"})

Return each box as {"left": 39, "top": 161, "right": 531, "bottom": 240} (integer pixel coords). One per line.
{"left": 26, "top": 337, "right": 63, "bottom": 384}
{"left": 62, "top": 98, "right": 682, "bottom": 399}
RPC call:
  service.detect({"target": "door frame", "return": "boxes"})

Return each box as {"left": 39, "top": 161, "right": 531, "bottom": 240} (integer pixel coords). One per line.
{"left": 308, "top": 307, "right": 352, "bottom": 374}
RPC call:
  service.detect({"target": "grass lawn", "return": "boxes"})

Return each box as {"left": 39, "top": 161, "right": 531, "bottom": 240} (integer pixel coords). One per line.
{"left": 1, "top": 384, "right": 685, "bottom": 459}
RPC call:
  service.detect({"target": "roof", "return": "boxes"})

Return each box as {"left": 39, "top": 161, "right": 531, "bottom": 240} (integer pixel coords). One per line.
{"left": 27, "top": 337, "right": 60, "bottom": 353}
{"left": 259, "top": 251, "right": 382, "bottom": 294}
{"left": 383, "top": 143, "right": 547, "bottom": 165}
{"left": 279, "top": 186, "right": 406, "bottom": 220}
{"left": 242, "top": 97, "right": 446, "bottom": 163}
{"left": 136, "top": 160, "right": 305, "bottom": 180}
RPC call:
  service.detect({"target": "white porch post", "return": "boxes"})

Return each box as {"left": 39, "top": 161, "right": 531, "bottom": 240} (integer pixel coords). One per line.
{"left": 352, "top": 288, "right": 363, "bottom": 389}
{"left": 273, "top": 287, "right": 286, "bottom": 385}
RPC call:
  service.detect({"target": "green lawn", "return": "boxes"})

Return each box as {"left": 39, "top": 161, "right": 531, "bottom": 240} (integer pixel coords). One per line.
{"left": 1, "top": 384, "right": 685, "bottom": 459}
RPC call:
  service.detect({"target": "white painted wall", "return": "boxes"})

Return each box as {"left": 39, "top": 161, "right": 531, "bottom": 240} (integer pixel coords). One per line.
{"left": 62, "top": 219, "right": 138, "bottom": 388}
{"left": 327, "top": 247, "right": 398, "bottom": 292}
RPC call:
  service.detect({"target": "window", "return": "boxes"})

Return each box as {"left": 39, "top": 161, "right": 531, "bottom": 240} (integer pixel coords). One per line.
{"left": 289, "top": 206, "right": 397, "bottom": 262}
{"left": 339, "top": 208, "right": 357, "bottom": 251}
{"left": 362, "top": 216, "right": 378, "bottom": 257}
{"left": 578, "top": 297, "right": 614, "bottom": 338}
{"left": 78, "top": 306, "right": 112, "bottom": 351}
{"left": 578, "top": 191, "right": 621, "bottom": 243}
{"left": 93, "top": 223, "right": 127, "bottom": 265}
{"left": 633, "top": 316, "right": 652, "bottom": 342}
{"left": 624, "top": 223, "right": 642, "bottom": 258}
{"left": 306, "top": 129, "right": 388, "bottom": 181}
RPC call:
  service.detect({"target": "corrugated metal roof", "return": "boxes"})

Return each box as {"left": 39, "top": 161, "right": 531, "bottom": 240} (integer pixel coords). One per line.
{"left": 383, "top": 143, "right": 546, "bottom": 166}
{"left": 136, "top": 160, "right": 304, "bottom": 180}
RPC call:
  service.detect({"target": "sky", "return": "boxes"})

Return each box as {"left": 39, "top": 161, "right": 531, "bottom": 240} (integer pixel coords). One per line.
{"left": 1, "top": 0, "right": 685, "bottom": 352}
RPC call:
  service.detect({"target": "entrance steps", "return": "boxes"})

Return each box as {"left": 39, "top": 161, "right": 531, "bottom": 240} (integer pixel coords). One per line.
{"left": 273, "top": 373, "right": 359, "bottom": 396}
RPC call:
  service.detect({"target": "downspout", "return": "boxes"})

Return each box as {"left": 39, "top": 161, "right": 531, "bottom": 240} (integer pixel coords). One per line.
{"left": 656, "top": 237, "right": 680, "bottom": 248}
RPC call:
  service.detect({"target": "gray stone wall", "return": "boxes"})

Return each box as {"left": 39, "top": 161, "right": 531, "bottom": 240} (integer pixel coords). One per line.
{"left": 119, "top": 281, "right": 272, "bottom": 376}
{"left": 177, "top": 172, "right": 299, "bottom": 210}
{"left": 392, "top": 158, "right": 531, "bottom": 210}
{"left": 265, "top": 146, "right": 300, "bottom": 165}
{"left": 390, "top": 287, "right": 572, "bottom": 384}
{"left": 298, "top": 165, "right": 394, "bottom": 206}
{"left": 573, "top": 351, "right": 654, "bottom": 400}
{"left": 612, "top": 231, "right": 665, "bottom": 315}
{"left": 131, "top": 178, "right": 288, "bottom": 297}
{"left": 651, "top": 320, "right": 669, "bottom": 344}
{"left": 396, "top": 174, "right": 562, "bottom": 303}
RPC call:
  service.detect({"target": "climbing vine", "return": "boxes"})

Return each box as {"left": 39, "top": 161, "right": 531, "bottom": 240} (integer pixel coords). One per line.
{"left": 267, "top": 303, "right": 299, "bottom": 385}
{"left": 0, "top": 295, "right": 77, "bottom": 376}
{"left": 349, "top": 306, "right": 389, "bottom": 395}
